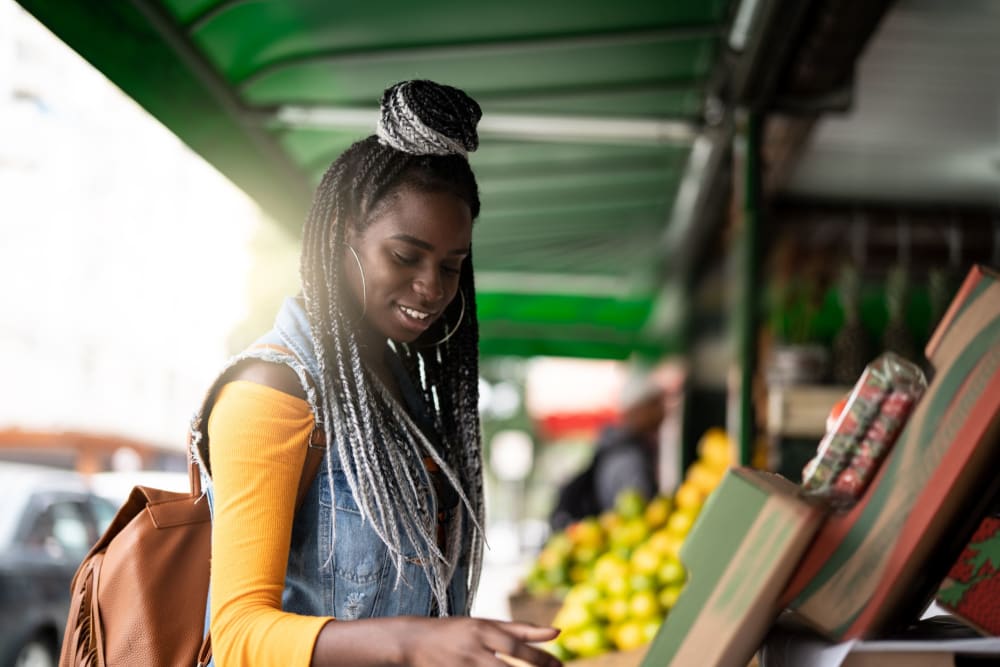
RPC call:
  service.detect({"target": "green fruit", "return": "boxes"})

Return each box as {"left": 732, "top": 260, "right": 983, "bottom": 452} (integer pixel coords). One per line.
{"left": 564, "top": 624, "right": 610, "bottom": 658}
{"left": 614, "top": 488, "right": 647, "bottom": 520}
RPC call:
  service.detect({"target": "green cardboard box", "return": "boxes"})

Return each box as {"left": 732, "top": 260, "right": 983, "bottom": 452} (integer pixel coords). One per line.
{"left": 640, "top": 467, "right": 824, "bottom": 667}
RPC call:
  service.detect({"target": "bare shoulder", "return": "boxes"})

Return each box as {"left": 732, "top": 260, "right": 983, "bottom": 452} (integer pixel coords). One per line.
{"left": 226, "top": 358, "right": 307, "bottom": 401}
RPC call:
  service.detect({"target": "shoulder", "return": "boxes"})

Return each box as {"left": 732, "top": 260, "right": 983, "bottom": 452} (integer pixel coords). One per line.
{"left": 224, "top": 357, "right": 308, "bottom": 401}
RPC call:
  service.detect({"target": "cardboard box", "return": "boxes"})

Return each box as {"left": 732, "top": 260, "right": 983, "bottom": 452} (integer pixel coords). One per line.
{"left": 936, "top": 516, "right": 1000, "bottom": 636}
{"left": 639, "top": 467, "right": 824, "bottom": 667}
{"left": 780, "top": 265, "right": 1000, "bottom": 640}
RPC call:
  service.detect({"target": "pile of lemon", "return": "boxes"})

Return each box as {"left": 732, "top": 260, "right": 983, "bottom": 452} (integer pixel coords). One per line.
{"left": 529, "top": 428, "right": 734, "bottom": 661}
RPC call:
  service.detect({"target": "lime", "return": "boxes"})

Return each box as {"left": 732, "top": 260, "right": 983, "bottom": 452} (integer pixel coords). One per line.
{"left": 628, "top": 572, "right": 658, "bottom": 593}
{"left": 658, "top": 583, "right": 684, "bottom": 610}
{"left": 628, "top": 589, "right": 661, "bottom": 619}
{"left": 643, "top": 495, "right": 673, "bottom": 529}
{"left": 613, "top": 619, "right": 647, "bottom": 651}
{"left": 666, "top": 508, "right": 698, "bottom": 538}
{"left": 563, "top": 624, "right": 610, "bottom": 658}
{"left": 614, "top": 488, "right": 647, "bottom": 519}
{"left": 629, "top": 545, "right": 661, "bottom": 576}
{"left": 605, "top": 596, "right": 630, "bottom": 624}
{"left": 656, "top": 557, "right": 686, "bottom": 587}
{"left": 642, "top": 617, "right": 664, "bottom": 643}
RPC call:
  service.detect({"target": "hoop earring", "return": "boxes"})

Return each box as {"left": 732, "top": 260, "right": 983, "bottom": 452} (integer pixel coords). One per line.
{"left": 428, "top": 290, "right": 466, "bottom": 346}
{"left": 348, "top": 245, "right": 367, "bottom": 318}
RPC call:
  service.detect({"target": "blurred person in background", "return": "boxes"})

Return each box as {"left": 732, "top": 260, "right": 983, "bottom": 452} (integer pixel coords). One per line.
{"left": 191, "top": 81, "right": 561, "bottom": 667}
{"left": 549, "top": 378, "right": 666, "bottom": 532}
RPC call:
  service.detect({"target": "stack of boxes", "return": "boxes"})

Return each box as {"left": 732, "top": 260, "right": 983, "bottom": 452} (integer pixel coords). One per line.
{"left": 622, "top": 265, "right": 1000, "bottom": 667}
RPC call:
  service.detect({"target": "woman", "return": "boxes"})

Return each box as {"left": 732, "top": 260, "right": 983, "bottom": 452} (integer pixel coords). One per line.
{"left": 191, "top": 81, "right": 561, "bottom": 666}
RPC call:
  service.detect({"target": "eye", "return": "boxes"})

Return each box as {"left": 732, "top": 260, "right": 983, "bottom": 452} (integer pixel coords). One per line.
{"left": 442, "top": 263, "right": 462, "bottom": 276}
{"left": 393, "top": 252, "right": 418, "bottom": 266}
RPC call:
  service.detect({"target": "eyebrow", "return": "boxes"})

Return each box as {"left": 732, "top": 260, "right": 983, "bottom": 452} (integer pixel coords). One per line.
{"left": 390, "top": 234, "right": 469, "bottom": 256}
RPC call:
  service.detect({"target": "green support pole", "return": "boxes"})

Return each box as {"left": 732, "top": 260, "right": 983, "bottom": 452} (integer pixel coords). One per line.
{"left": 737, "top": 113, "right": 762, "bottom": 466}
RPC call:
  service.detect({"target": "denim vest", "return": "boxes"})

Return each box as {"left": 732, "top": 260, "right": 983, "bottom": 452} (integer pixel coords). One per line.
{"left": 194, "top": 297, "right": 471, "bottom": 658}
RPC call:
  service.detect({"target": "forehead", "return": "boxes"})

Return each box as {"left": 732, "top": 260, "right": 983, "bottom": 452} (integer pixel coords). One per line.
{"left": 363, "top": 188, "right": 472, "bottom": 248}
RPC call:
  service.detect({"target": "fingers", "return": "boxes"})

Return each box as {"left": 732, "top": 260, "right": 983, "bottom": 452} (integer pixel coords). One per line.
{"left": 495, "top": 641, "right": 562, "bottom": 667}
{"left": 476, "top": 622, "right": 562, "bottom": 667}
{"left": 495, "top": 621, "right": 561, "bottom": 643}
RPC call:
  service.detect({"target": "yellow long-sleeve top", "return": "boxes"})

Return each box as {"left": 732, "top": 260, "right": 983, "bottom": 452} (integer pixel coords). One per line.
{"left": 207, "top": 380, "right": 333, "bottom": 667}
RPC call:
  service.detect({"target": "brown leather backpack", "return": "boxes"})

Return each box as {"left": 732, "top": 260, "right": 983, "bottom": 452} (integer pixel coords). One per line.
{"left": 60, "top": 350, "right": 323, "bottom": 667}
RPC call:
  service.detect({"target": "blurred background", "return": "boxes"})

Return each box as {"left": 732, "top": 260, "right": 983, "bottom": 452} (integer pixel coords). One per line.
{"left": 1, "top": 0, "right": 998, "bottom": 664}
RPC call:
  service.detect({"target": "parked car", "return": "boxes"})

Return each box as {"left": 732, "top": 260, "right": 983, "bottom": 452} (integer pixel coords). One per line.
{"left": 0, "top": 464, "right": 117, "bottom": 667}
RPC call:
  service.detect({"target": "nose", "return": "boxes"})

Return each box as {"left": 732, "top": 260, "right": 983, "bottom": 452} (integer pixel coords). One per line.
{"left": 413, "top": 266, "right": 444, "bottom": 302}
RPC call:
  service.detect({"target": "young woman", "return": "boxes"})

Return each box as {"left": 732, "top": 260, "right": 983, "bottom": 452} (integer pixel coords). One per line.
{"left": 191, "top": 80, "right": 561, "bottom": 666}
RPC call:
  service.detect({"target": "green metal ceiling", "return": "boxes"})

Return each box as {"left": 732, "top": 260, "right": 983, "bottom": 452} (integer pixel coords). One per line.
{"left": 17, "top": 0, "right": 740, "bottom": 360}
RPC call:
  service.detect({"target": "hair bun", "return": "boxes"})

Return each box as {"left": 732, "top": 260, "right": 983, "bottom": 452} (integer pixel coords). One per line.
{"left": 377, "top": 80, "right": 481, "bottom": 157}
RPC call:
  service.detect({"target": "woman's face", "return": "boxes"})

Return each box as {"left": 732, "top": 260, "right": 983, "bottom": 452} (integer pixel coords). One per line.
{"left": 345, "top": 187, "right": 473, "bottom": 344}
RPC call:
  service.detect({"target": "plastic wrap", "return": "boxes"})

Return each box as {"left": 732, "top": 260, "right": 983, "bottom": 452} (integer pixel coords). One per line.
{"left": 801, "top": 352, "right": 927, "bottom": 508}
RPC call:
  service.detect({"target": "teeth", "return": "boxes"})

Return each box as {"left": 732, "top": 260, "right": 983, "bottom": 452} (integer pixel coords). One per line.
{"left": 400, "top": 306, "right": 429, "bottom": 320}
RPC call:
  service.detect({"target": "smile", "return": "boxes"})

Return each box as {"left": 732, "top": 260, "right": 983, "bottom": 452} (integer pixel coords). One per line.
{"left": 399, "top": 305, "right": 431, "bottom": 321}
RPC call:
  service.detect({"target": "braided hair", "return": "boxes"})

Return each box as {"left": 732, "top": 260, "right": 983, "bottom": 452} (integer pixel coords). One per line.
{"left": 299, "top": 81, "right": 484, "bottom": 614}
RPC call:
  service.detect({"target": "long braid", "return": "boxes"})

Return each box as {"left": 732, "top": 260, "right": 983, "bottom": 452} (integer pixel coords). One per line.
{"left": 298, "top": 81, "right": 485, "bottom": 613}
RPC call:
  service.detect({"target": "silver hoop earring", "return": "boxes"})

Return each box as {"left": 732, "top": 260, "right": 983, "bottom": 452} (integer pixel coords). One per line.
{"left": 348, "top": 245, "right": 367, "bottom": 318}
{"left": 429, "top": 290, "right": 466, "bottom": 346}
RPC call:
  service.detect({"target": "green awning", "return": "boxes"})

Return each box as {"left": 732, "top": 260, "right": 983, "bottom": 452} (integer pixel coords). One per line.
{"left": 18, "top": 0, "right": 739, "bottom": 359}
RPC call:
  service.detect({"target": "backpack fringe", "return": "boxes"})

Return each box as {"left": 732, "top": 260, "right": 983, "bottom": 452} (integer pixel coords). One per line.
{"left": 61, "top": 559, "right": 100, "bottom": 667}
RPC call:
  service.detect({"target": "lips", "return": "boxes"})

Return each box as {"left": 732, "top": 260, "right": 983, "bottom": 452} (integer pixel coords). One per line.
{"left": 396, "top": 303, "right": 437, "bottom": 333}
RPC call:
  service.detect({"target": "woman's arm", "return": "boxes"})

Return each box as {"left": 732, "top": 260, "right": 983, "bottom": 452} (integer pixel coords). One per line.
{"left": 311, "top": 616, "right": 561, "bottom": 667}
{"left": 208, "top": 378, "right": 331, "bottom": 667}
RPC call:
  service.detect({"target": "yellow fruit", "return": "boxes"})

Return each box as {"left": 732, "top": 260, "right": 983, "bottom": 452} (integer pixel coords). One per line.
{"left": 593, "top": 553, "right": 629, "bottom": 588}
{"left": 687, "top": 462, "right": 724, "bottom": 496}
{"left": 567, "top": 518, "right": 605, "bottom": 550}
{"left": 656, "top": 557, "right": 686, "bottom": 587}
{"left": 674, "top": 481, "right": 704, "bottom": 510}
{"left": 645, "top": 529, "right": 673, "bottom": 555}
{"left": 641, "top": 617, "right": 664, "bottom": 643}
{"left": 697, "top": 427, "right": 730, "bottom": 456}
{"left": 563, "top": 624, "right": 610, "bottom": 658}
{"left": 614, "top": 488, "right": 647, "bottom": 519}
{"left": 541, "top": 639, "right": 573, "bottom": 662}
{"left": 598, "top": 509, "right": 622, "bottom": 534}
{"left": 552, "top": 600, "right": 592, "bottom": 632}
{"left": 666, "top": 507, "right": 698, "bottom": 538}
{"left": 701, "top": 435, "right": 734, "bottom": 471}
{"left": 629, "top": 545, "right": 661, "bottom": 576}
{"left": 605, "top": 595, "right": 631, "bottom": 624}
{"left": 545, "top": 532, "right": 573, "bottom": 556}
{"left": 613, "top": 620, "right": 648, "bottom": 651}
{"left": 572, "top": 544, "right": 600, "bottom": 566}
{"left": 628, "top": 589, "right": 662, "bottom": 619}
{"left": 643, "top": 495, "right": 672, "bottom": 529}
{"left": 610, "top": 517, "right": 649, "bottom": 550}
{"left": 658, "top": 584, "right": 684, "bottom": 610}
{"left": 564, "top": 582, "right": 601, "bottom": 608}
{"left": 628, "top": 572, "right": 658, "bottom": 594}
{"left": 605, "top": 575, "right": 630, "bottom": 598}
{"left": 543, "top": 563, "right": 570, "bottom": 588}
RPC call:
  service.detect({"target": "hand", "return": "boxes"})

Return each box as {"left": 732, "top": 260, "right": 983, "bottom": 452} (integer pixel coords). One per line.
{"left": 393, "top": 616, "right": 562, "bottom": 667}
